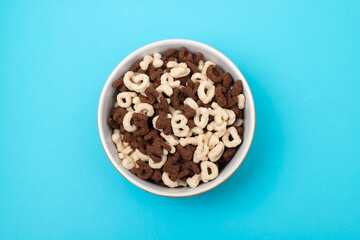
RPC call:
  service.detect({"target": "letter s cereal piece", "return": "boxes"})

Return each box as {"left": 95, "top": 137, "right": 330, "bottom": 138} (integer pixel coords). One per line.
{"left": 215, "top": 85, "right": 227, "bottom": 108}
{"left": 222, "top": 72, "right": 232, "bottom": 91}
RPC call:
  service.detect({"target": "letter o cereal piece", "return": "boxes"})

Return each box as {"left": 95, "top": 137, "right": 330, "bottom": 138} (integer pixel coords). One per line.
{"left": 197, "top": 81, "right": 215, "bottom": 104}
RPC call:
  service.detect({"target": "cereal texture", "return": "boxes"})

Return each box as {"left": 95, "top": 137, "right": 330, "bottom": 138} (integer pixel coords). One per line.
{"left": 108, "top": 47, "right": 245, "bottom": 188}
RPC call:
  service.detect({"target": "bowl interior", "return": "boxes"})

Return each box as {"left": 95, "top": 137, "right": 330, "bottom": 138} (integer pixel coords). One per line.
{"left": 98, "top": 39, "right": 255, "bottom": 197}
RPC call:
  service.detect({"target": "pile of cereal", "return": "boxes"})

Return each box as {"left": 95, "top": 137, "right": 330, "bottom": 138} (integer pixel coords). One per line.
{"left": 108, "top": 47, "right": 245, "bottom": 188}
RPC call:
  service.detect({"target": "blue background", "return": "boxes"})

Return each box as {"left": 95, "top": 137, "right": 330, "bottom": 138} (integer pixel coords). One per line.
{"left": 1, "top": 0, "right": 360, "bottom": 239}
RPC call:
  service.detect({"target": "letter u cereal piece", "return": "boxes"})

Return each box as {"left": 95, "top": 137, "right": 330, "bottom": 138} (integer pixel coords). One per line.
{"left": 194, "top": 107, "right": 209, "bottom": 129}
{"left": 162, "top": 172, "right": 179, "bottom": 188}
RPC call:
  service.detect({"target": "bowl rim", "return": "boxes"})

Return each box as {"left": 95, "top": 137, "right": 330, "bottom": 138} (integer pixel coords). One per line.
{"left": 97, "top": 39, "right": 255, "bottom": 197}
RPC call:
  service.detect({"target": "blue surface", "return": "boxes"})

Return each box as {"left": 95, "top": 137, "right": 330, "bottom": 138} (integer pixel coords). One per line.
{"left": 1, "top": 0, "right": 360, "bottom": 239}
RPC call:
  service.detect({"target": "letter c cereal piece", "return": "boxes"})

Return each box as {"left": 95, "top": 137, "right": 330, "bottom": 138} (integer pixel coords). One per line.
{"left": 123, "top": 112, "right": 137, "bottom": 132}
{"left": 201, "top": 61, "right": 215, "bottom": 75}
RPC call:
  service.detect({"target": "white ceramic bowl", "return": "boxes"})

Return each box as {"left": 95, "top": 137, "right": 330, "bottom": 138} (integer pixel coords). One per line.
{"left": 98, "top": 39, "right": 255, "bottom": 197}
